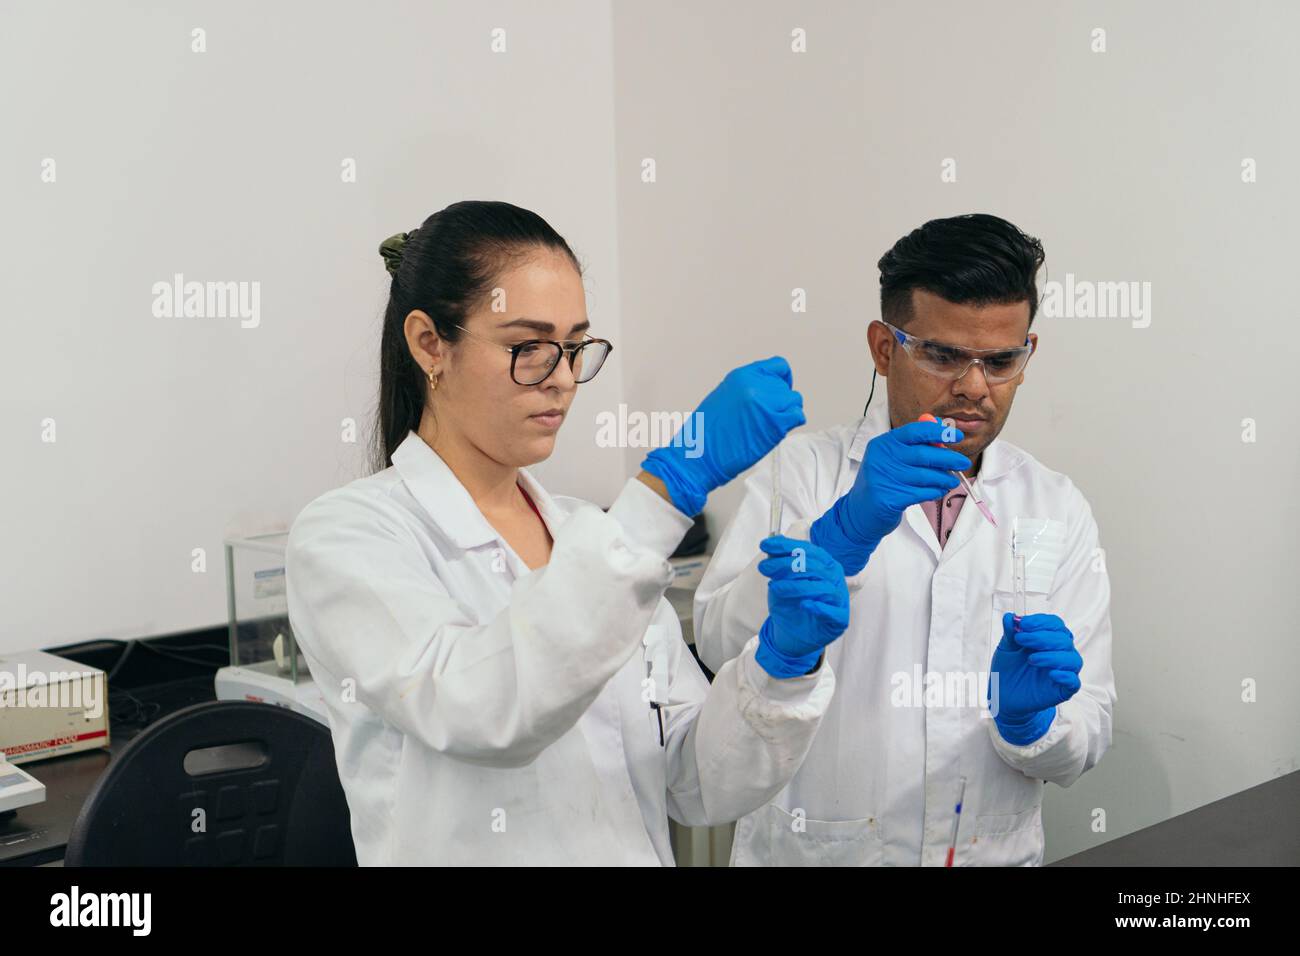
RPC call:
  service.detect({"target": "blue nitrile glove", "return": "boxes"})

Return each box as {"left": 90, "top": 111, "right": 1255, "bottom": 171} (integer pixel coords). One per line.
{"left": 641, "top": 356, "right": 805, "bottom": 516}
{"left": 810, "top": 419, "right": 971, "bottom": 575}
{"left": 754, "top": 535, "right": 851, "bottom": 678}
{"left": 988, "top": 612, "right": 1084, "bottom": 745}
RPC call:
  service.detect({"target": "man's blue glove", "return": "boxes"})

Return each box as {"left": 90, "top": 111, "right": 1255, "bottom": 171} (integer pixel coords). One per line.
{"left": 641, "top": 356, "right": 805, "bottom": 516}
{"left": 754, "top": 535, "right": 850, "bottom": 678}
{"left": 810, "top": 418, "right": 971, "bottom": 575}
{"left": 988, "top": 613, "right": 1083, "bottom": 745}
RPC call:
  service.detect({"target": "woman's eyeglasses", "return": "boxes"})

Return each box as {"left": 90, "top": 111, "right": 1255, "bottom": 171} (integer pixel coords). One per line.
{"left": 879, "top": 320, "right": 1033, "bottom": 384}
{"left": 453, "top": 323, "right": 613, "bottom": 386}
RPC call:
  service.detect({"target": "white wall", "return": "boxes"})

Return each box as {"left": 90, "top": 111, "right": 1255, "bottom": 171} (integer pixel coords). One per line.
{"left": 1, "top": 0, "right": 628, "bottom": 648}
{"left": 610, "top": 0, "right": 1300, "bottom": 860}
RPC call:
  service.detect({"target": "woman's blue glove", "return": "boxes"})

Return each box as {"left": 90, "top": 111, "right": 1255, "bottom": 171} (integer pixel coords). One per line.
{"left": 641, "top": 356, "right": 805, "bottom": 516}
{"left": 810, "top": 419, "right": 971, "bottom": 575}
{"left": 988, "top": 612, "right": 1083, "bottom": 745}
{"left": 753, "top": 535, "right": 850, "bottom": 678}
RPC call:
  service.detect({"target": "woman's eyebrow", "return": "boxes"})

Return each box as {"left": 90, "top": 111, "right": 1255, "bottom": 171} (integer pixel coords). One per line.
{"left": 498, "top": 317, "right": 591, "bottom": 336}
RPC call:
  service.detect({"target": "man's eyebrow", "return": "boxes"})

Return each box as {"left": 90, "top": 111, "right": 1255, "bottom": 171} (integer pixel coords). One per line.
{"left": 920, "top": 333, "right": 1023, "bottom": 352}
{"left": 497, "top": 317, "right": 591, "bottom": 336}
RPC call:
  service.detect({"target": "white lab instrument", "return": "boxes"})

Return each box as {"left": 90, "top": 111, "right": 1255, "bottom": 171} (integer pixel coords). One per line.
{"left": 0, "top": 753, "right": 46, "bottom": 814}
{"left": 216, "top": 532, "right": 328, "bottom": 725}
{"left": 213, "top": 660, "right": 328, "bottom": 724}
{"left": 0, "top": 650, "right": 110, "bottom": 764}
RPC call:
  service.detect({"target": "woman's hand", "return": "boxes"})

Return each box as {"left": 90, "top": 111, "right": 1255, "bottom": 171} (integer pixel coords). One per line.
{"left": 640, "top": 356, "right": 805, "bottom": 516}
{"left": 754, "top": 535, "right": 850, "bottom": 678}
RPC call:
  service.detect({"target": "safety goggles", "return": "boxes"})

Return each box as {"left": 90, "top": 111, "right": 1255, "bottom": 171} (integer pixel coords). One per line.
{"left": 879, "top": 320, "right": 1033, "bottom": 384}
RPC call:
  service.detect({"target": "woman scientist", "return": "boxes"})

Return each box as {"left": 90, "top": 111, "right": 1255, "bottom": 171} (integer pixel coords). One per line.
{"left": 285, "top": 200, "right": 850, "bottom": 865}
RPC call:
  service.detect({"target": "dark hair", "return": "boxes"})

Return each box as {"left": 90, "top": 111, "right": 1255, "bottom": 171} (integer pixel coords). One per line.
{"left": 372, "top": 200, "right": 583, "bottom": 472}
{"left": 878, "top": 213, "right": 1046, "bottom": 330}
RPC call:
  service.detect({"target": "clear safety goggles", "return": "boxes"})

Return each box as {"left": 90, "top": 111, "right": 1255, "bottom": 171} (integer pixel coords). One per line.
{"left": 880, "top": 320, "right": 1034, "bottom": 384}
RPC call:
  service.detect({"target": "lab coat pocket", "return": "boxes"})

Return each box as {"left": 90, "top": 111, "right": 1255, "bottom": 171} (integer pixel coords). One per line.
{"left": 733, "top": 802, "right": 885, "bottom": 867}
{"left": 972, "top": 803, "right": 1044, "bottom": 866}
{"left": 1002, "top": 517, "right": 1067, "bottom": 592}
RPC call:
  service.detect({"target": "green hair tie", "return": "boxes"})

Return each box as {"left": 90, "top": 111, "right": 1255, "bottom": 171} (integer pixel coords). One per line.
{"left": 379, "top": 229, "right": 417, "bottom": 277}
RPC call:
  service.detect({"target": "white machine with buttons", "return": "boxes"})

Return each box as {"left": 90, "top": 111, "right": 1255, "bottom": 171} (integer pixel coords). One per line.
{"left": 0, "top": 753, "right": 45, "bottom": 814}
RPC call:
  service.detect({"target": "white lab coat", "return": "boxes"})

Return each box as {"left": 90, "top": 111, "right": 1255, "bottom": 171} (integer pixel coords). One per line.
{"left": 284, "top": 430, "right": 835, "bottom": 865}
{"left": 694, "top": 400, "right": 1116, "bottom": 866}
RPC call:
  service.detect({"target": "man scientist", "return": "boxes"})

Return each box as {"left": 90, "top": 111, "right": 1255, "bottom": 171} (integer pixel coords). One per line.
{"left": 694, "top": 212, "right": 1115, "bottom": 866}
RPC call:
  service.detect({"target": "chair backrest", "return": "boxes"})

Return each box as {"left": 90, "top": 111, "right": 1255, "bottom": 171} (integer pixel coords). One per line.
{"left": 66, "top": 700, "right": 356, "bottom": 866}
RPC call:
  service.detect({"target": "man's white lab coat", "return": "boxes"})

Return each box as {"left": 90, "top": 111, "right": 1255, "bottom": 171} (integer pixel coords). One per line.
{"left": 285, "top": 430, "right": 834, "bottom": 865}
{"left": 694, "top": 401, "right": 1115, "bottom": 866}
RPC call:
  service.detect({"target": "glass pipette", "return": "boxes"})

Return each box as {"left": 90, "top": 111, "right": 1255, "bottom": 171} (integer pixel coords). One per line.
{"left": 1012, "top": 551, "right": 1027, "bottom": 624}
{"left": 769, "top": 443, "right": 783, "bottom": 535}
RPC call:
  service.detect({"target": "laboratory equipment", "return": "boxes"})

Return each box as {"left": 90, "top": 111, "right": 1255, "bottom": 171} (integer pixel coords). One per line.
{"left": 770, "top": 442, "right": 783, "bottom": 535}
{"left": 215, "top": 531, "right": 327, "bottom": 724}
{"left": 0, "top": 752, "right": 45, "bottom": 814}
{"left": 0, "top": 649, "right": 109, "bottom": 764}
{"left": 1013, "top": 551, "right": 1027, "bottom": 622}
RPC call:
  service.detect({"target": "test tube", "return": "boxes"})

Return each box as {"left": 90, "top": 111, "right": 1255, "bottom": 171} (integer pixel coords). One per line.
{"left": 769, "top": 443, "right": 783, "bottom": 536}
{"left": 1012, "top": 551, "right": 1027, "bottom": 622}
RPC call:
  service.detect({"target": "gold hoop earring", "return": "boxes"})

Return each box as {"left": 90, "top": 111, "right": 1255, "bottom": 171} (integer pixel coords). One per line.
{"left": 427, "top": 368, "right": 439, "bottom": 392}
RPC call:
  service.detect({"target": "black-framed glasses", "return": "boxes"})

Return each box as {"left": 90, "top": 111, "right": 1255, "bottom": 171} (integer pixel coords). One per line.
{"left": 454, "top": 324, "right": 613, "bottom": 386}
{"left": 878, "top": 320, "right": 1034, "bottom": 384}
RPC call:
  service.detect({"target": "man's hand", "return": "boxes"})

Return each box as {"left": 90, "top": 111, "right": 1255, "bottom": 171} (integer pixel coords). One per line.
{"left": 811, "top": 418, "right": 970, "bottom": 575}
{"left": 988, "top": 612, "right": 1083, "bottom": 745}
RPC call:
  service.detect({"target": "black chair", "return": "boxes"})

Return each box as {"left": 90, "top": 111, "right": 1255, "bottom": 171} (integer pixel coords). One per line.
{"left": 66, "top": 700, "right": 356, "bottom": 866}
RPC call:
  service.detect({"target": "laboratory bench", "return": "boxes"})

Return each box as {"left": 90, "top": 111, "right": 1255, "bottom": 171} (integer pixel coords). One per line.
{"left": 1050, "top": 770, "right": 1299, "bottom": 866}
